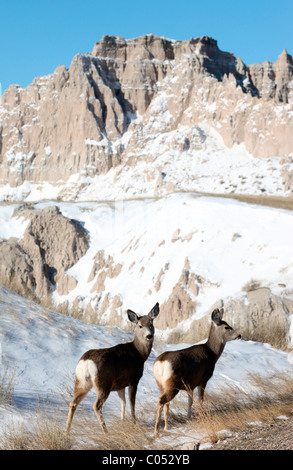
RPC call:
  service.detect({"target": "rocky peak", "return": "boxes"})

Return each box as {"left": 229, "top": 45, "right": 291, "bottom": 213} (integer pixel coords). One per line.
{"left": 248, "top": 48, "right": 293, "bottom": 103}
{"left": 191, "top": 36, "right": 234, "bottom": 64}
{"left": 91, "top": 34, "right": 236, "bottom": 74}
{"left": 92, "top": 34, "right": 175, "bottom": 62}
{"left": 92, "top": 34, "right": 127, "bottom": 59}
{"left": 0, "top": 34, "right": 292, "bottom": 197}
{"left": 278, "top": 48, "right": 293, "bottom": 65}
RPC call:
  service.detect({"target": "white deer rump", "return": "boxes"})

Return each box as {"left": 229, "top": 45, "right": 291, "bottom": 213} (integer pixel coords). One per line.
{"left": 75, "top": 359, "right": 98, "bottom": 388}
{"left": 153, "top": 360, "right": 173, "bottom": 387}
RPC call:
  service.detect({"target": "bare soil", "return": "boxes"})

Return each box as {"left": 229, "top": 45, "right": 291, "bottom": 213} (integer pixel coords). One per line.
{"left": 202, "top": 415, "right": 293, "bottom": 450}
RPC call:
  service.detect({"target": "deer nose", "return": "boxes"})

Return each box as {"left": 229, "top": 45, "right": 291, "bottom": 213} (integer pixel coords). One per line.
{"left": 146, "top": 334, "right": 153, "bottom": 341}
{"left": 236, "top": 334, "right": 241, "bottom": 339}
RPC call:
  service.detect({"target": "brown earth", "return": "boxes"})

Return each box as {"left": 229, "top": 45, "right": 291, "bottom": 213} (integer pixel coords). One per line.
{"left": 202, "top": 415, "right": 293, "bottom": 450}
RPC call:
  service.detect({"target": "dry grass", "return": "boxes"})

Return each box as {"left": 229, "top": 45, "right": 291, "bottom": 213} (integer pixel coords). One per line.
{"left": 0, "top": 404, "right": 164, "bottom": 451}
{"left": 249, "top": 324, "right": 289, "bottom": 351}
{"left": 0, "top": 362, "right": 16, "bottom": 407}
{"left": 67, "top": 414, "right": 159, "bottom": 450}
{"left": 66, "top": 370, "right": 293, "bottom": 450}
{"left": 0, "top": 409, "right": 71, "bottom": 450}
{"left": 0, "top": 370, "right": 293, "bottom": 450}
{"left": 187, "top": 371, "right": 293, "bottom": 444}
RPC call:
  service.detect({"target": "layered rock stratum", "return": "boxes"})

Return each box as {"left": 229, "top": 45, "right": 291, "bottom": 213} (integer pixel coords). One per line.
{"left": 0, "top": 34, "right": 293, "bottom": 201}
{"left": 0, "top": 205, "right": 89, "bottom": 300}
{"left": 0, "top": 35, "right": 293, "bottom": 347}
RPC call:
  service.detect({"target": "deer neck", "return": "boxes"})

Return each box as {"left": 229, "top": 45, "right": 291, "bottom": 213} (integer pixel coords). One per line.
{"left": 132, "top": 336, "right": 153, "bottom": 361}
{"left": 206, "top": 326, "right": 225, "bottom": 362}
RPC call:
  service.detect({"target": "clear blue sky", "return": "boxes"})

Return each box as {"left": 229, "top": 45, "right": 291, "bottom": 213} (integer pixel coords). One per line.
{"left": 1, "top": 0, "right": 292, "bottom": 94}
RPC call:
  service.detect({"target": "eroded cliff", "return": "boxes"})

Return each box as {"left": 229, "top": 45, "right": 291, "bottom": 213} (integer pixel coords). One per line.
{"left": 0, "top": 35, "right": 292, "bottom": 199}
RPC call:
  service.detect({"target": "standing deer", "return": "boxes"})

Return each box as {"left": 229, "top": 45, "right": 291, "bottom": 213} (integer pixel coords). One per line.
{"left": 66, "top": 302, "right": 159, "bottom": 433}
{"left": 153, "top": 308, "right": 241, "bottom": 436}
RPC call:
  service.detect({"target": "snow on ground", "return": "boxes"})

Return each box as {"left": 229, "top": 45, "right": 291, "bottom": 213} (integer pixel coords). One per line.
{"left": 0, "top": 123, "right": 291, "bottom": 203}
{"left": 0, "top": 193, "right": 293, "bottom": 447}
{"left": 1, "top": 193, "right": 293, "bottom": 339}
{"left": 0, "top": 285, "right": 292, "bottom": 447}
{"left": 0, "top": 204, "right": 29, "bottom": 239}
{"left": 17, "top": 193, "right": 293, "bottom": 339}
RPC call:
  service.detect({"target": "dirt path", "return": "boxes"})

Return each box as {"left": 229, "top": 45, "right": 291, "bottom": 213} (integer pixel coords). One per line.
{"left": 202, "top": 416, "right": 293, "bottom": 450}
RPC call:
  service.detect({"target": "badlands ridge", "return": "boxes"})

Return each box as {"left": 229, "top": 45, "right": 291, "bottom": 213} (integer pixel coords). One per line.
{"left": 0, "top": 35, "right": 293, "bottom": 346}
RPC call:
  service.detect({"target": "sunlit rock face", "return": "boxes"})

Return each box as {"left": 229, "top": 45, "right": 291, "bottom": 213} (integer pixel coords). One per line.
{"left": 0, "top": 34, "right": 292, "bottom": 199}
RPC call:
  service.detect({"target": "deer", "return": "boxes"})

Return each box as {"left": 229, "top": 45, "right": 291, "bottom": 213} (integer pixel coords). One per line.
{"left": 153, "top": 307, "right": 241, "bottom": 436}
{"left": 66, "top": 302, "right": 159, "bottom": 434}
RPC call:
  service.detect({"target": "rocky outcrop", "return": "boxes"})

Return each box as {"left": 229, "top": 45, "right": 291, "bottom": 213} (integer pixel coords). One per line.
{"left": 156, "top": 258, "right": 199, "bottom": 330}
{"left": 168, "top": 287, "right": 293, "bottom": 349}
{"left": 221, "top": 287, "right": 292, "bottom": 347}
{"left": 0, "top": 35, "right": 292, "bottom": 197}
{"left": 0, "top": 200, "right": 292, "bottom": 349}
{"left": 0, "top": 205, "right": 89, "bottom": 300}
{"left": 0, "top": 238, "right": 36, "bottom": 298}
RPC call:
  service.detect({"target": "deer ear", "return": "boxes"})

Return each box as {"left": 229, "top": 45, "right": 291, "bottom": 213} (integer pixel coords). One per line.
{"left": 148, "top": 302, "right": 159, "bottom": 319}
{"left": 127, "top": 310, "right": 139, "bottom": 324}
{"left": 211, "top": 308, "right": 223, "bottom": 325}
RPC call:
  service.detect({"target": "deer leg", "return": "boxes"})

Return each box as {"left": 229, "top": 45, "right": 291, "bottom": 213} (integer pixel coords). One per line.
{"left": 66, "top": 381, "right": 91, "bottom": 433}
{"left": 154, "top": 389, "right": 179, "bottom": 436}
{"left": 155, "top": 400, "right": 164, "bottom": 436}
{"left": 163, "top": 402, "right": 170, "bottom": 430}
{"left": 93, "top": 379, "right": 111, "bottom": 433}
{"left": 93, "top": 393, "right": 110, "bottom": 433}
{"left": 197, "top": 382, "right": 206, "bottom": 402}
{"left": 187, "top": 391, "right": 193, "bottom": 418}
{"left": 128, "top": 384, "right": 138, "bottom": 423}
{"left": 117, "top": 388, "right": 126, "bottom": 420}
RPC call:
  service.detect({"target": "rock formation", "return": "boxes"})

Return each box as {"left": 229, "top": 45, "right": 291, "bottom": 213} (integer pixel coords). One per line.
{"left": 0, "top": 35, "right": 292, "bottom": 198}
{"left": 0, "top": 199, "right": 292, "bottom": 349}
{"left": 0, "top": 205, "right": 89, "bottom": 300}
{"left": 0, "top": 35, "right": 292, "bottom": 348}
{"left": 168, "top": 287, "right": 293, "bottom": 349}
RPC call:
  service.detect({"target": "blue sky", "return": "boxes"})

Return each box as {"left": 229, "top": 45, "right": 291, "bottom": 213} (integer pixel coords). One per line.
{"left": 0, "top": 0, "right": 292, "bottom": 93}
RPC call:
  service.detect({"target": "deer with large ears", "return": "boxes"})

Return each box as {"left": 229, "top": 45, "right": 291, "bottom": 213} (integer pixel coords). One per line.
{"left": 66, "top": 302, "right": 159, "bottom": 434}
{"left": 153, "top": 307, "right": 241, "bottom": 436}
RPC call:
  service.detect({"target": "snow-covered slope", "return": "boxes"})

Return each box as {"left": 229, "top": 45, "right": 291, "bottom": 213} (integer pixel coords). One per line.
{"left": 1, "top": 193, "right": 293, "bottom": 446}
{"left": 0, "top": 284, "right": 292, "bottom": 445}
{"left": 1, "top": 193, "right": 293, "bottom": 343}
{"left": 0, "top": 124, "right": 291, "bottom": 202}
